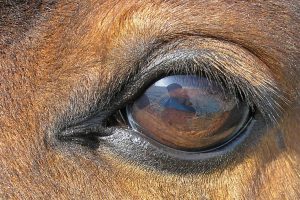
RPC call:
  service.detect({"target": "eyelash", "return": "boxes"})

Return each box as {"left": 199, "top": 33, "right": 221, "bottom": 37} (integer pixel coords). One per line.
{"left": 116, "top": 56, "right": 284, "bottom": 125}
{"left": 56, "top": 37, "right": 287, "bottom": 151}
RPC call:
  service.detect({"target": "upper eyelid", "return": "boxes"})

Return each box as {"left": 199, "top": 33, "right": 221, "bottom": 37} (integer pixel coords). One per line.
{"left": 113, "top": 37, "right": 288, "bottom": 123}
{"left": 144, "top": 37, "right": 277, "bottom": 89}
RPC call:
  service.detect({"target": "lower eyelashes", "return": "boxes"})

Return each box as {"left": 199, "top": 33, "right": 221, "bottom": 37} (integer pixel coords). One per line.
{"left": 126, "top": 75, "right": 251, "bottom": 152}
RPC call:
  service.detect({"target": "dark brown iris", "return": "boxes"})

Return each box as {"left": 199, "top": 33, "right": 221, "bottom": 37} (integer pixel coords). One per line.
{"left": 126, "top": 75, "right": 250, "bottom": 151}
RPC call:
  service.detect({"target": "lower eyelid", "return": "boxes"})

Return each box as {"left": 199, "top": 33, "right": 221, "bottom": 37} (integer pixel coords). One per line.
{"left": 104, "top": 112, "right": 259, "bottom": 166}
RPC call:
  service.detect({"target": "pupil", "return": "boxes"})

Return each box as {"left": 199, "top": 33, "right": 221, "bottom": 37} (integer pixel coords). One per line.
{"left": 126, "top": 75, "right": 249, "bottom": 151}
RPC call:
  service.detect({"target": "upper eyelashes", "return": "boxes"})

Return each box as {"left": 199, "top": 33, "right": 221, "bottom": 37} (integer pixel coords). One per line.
{"left": 120, "top": 37, "right": 287, "bottom": 124}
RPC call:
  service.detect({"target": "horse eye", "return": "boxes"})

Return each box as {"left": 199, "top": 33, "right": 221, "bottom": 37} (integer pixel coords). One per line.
{"left": 126, "top": 75, "right": 251, "bottom": 152}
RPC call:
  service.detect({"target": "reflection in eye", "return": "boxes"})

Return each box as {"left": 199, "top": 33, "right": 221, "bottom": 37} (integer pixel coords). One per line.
{"left": 126, "top": 75, "right": 251, "bottom": 151}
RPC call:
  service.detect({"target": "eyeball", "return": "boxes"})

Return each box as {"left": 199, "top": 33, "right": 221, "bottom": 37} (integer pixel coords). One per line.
{"left": 126, "top": 75, "right": 251, "bottom": 151}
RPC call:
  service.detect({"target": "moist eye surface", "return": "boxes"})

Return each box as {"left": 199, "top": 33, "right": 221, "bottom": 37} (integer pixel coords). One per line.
{"left": 126, "top": 75, "right": 251, "bottom": 151}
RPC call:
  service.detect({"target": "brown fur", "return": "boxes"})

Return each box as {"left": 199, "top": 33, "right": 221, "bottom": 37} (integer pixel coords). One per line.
{"left": 0, "top": 0, "right": 299, "bottom": 199}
